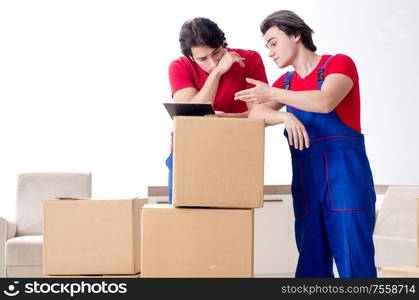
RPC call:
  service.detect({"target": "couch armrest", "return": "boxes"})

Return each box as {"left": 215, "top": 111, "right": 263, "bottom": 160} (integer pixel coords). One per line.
{"left": 0, "top": 217, "right": 17, "bottom": 277}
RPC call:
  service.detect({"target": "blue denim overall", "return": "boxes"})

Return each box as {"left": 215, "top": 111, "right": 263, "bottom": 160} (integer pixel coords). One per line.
{"left": 284, "top": 56, "right": 377, "bottom": 278}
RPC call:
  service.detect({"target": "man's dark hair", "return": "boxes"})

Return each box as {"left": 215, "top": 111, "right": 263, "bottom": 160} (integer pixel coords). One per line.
{"left": 260, "top": 10, "right": 316, "bottom": 52}
{"left": 179, "top": 17, "right": 227, "bottom": 58}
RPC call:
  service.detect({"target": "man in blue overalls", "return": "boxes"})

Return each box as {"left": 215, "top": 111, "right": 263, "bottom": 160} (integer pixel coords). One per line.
{"left": 234, "top": 10, "right": 377, "bottom": 278}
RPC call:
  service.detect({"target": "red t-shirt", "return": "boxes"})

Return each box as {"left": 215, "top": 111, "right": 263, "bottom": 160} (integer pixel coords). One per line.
{"left": 273, "top": 54, "right": 361, "bottom": 133}
{"left": 168, "top": 48, "right": 268, "bottom": 151}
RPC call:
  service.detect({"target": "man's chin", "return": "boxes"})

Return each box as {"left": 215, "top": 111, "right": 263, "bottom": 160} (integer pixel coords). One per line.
{"left": 277, "top": 61, "right": 290, "bottom": 69}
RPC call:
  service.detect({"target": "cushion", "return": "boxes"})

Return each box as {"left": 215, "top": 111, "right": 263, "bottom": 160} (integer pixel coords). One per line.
{"left": 6, "top": 235, "right": 43, "bottom": 266}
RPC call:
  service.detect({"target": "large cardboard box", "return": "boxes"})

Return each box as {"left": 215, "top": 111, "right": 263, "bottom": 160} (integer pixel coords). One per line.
{"left": 141, "top": 204, "right": 254, "bottom": 277}
{"left": 380, "top": 265, "right": 419, "bottom": 278}
{"left": 43, "top": 197, "right": 147, "bottom": 275}
{"left": 173, "top": 116, "right": 264, "bottom": 208}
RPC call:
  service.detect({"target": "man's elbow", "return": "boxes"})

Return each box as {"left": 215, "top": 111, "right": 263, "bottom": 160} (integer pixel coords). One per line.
{"left": 319, "top": 105, "right": 333, "bottom": 114}
{"left": 319, "top": 99, "right": 337, "bottom": 114}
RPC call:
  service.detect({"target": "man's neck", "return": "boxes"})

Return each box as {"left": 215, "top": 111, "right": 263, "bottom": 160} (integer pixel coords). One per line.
{"left": 292, "top": 48, "right": 321, "bottom": 79}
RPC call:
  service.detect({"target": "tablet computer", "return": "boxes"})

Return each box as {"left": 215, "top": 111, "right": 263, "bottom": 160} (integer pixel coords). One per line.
{"left": 163, "top": 102, "right": 215, "bottom": 119}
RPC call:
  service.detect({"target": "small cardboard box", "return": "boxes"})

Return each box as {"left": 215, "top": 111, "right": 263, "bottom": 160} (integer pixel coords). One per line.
{"left": 141, "top": 204, "right": 254, "bottom": 278}
{"left": 43, "top": 197, "right": 147, "bottom": 275}
{"left": 173, "top": 116, "right": 264, "bottom": 208}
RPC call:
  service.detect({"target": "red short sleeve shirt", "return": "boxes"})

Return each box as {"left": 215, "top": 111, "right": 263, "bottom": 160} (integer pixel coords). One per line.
{"left": 273, "top": 54, "right": 361, "bottom": 133}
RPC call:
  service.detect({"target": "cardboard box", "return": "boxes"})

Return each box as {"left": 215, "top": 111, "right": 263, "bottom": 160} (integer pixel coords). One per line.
{"left": 43, "top": 197, "right": 147, "bottom": 275}
{"left": 173, "top": 116, "right": 264, "bottom": 208}
{"left": 141, "top": 204, "right": 254, "bottom": 277}
{"left": 380, "top": 265, "right": 419, "bottom": 278}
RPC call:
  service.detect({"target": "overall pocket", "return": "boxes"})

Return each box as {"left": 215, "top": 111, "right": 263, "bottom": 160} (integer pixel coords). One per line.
{"left": 323, "top": 149, "right": 375, "bottom": 211}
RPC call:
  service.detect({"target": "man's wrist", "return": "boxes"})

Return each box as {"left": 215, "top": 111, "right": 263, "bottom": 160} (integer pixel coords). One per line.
{"left": 268, "top": 86, "right": 277, "bottom": 102}
{"left": 211, "top": 67, "right": 223, "bottom": 77}
{"left": 278, "top": 111, "right": 289, "bottom": 123}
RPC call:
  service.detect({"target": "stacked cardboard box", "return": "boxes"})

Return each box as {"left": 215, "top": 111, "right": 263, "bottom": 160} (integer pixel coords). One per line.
{"left": 141, "top": 117, "right": 264, "bottom": 277}
{"left": 380, "top": 198, "right": 419, "bottom": 277}
{"left": 172, "top": 117, "right": 264, "bottom": 208}
{"left": 43, "top": 197, "right": 147, "bottom": 277}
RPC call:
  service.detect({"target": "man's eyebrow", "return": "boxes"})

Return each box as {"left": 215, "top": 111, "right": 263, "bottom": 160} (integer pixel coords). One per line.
{"left": 265, "top": 37, "right": 275, "bottom": 47}
{"left": 195, "top": 47, "right": 220, "bottom": 60}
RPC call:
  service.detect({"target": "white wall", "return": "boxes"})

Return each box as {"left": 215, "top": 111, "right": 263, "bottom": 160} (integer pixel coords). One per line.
{"left": 1, "top": 0, "right": 418, "bottom": 219}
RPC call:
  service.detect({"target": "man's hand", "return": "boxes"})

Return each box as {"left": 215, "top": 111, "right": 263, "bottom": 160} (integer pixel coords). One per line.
{"left": 214, "top": 51, "right": 245, "bottom": 75}
{"left": 234, "top": 78, "right": 272, "bottom": 104}
{"left": 283, "top": 112, "right": 310, "bottom": 150}
{"left": 248, "top": 104, "right": 309, "bottom": 149}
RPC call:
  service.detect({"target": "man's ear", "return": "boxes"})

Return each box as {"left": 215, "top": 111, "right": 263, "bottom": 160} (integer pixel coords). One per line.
{"left": 293, "top": 34, "right": 302, "bottom": 43}
{"left": 189, "top": 55, "right": 195, "bottom": 62}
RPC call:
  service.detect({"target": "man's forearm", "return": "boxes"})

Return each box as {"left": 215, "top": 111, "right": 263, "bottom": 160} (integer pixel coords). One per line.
{"left": 248, "top": 104, "right": 287, "bottom": 125}
{"left": 270, "top": 88, "right": 332, "bottom": 113}
{"left": 190, "top": 69, "right": 222, "bottom": 103}
{"left": 220, "top": 111, "right": 249, "bottom": 118}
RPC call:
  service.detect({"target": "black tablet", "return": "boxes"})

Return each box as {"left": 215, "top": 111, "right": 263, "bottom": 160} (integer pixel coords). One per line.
{"left": 163, "top": 102, "right": 215, "bottom": 119}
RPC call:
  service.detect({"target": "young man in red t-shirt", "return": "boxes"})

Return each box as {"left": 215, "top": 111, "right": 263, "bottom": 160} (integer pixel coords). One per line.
{"left": 166, "top": 17, "right": 268, "bottom": 203}
{"left": 235, "top": 10, "right": 376, "bottom": 278}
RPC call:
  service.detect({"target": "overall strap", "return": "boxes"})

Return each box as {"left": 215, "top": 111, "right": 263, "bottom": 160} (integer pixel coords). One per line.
{"left": 283, "top": 71, "right": 294, "bottom": 90}
{"left": 317, "top": 55, "right": 334, "bottom": 89}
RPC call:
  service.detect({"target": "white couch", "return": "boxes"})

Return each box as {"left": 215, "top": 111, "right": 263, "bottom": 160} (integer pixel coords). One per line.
{"left": 373, "top": 185, "right": 419, "bottom": 271}
{"left": 0, "top": 172, "right": 92, "bottom": 277}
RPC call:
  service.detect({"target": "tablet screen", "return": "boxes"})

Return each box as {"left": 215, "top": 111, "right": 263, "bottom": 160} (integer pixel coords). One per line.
{"left": 163, "top": 103, "right": 215, "bottom": 119}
